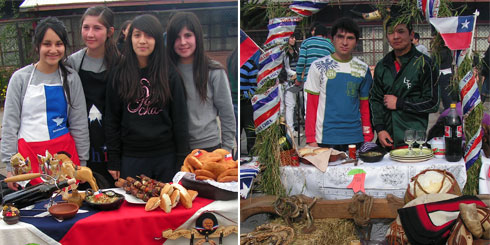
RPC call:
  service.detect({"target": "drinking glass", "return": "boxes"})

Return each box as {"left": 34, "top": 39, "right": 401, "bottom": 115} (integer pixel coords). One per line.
{"left": 404, "top": 129, "right": 415, "bottom": 156}
{"left": 415, "top": 130, "right": 427, "bottom": 155}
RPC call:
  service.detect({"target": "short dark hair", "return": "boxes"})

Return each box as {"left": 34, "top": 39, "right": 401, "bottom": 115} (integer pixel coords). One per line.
{"left": 314, "top": 24, "right": 328, "bottom": 37}
{"left": 414, "top": 32, "right": 420, "bottom": 40}
{"left": 385, "top": 16, "right": 413, "bottom": 34}
{"left": 331, "top": 17, "right": 360, "bottom": 41}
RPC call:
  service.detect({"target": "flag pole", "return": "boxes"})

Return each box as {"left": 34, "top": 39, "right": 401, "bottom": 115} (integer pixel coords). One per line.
{"left": 468, "top": 10, "right": 479, "bottom": 58}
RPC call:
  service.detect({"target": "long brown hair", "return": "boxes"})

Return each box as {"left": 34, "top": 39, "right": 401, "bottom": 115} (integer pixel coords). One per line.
{"left": 113, "top": 14, "right": 171, "bottom": 106}
{"left": 81, "top": 6, "right": 119, "bottom": 78}
{"left": 166, "top": 12, "right": 222, "bottom": 103}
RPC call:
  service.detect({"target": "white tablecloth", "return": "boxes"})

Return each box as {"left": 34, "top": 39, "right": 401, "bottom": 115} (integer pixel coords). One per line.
{"left": 281, "top": 155, "right": 467, "bottom": 200}
{"left": 479, "top": 155, "right": 490, "bottom": 194}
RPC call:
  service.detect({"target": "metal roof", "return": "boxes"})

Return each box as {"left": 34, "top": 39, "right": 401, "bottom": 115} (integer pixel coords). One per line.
{"left": 19, "top": 0, "right": 236, "bottom": 12}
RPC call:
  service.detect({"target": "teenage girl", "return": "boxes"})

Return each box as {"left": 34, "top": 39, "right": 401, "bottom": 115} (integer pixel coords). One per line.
{"left": 166, "top": 12, "right": 236, "bottom": 153}
{"left": 105, "top": 14, "right": 189, "bottom": 182}
{"left": 67, "top": 6, "right": 119, "bottom": 187}
{"left": 1, "top": 17, "right": 89, "bottom": 190}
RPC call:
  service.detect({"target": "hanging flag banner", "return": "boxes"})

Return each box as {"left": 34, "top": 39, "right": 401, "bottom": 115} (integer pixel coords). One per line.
{"left": 453, "top": 49, "right": 469, "bottom": 68}
{"left": 429, "top": 15, "right": 475, "bottom": 50}
{"left": 417, "top": 0, "right": 440, "bottom": 22}
{"left": 289, "top": 0, "right": 329, "bottom": 17}
{"left": 459, "top": 70, "right": 481, "bottom": 116}
{"left": 464, "top": 127, "right": 483, "bottom": 170}
{"left": 240, "top": 29, "right": 261, "bottom": 67}
{"left": 263, "top": 16, "right": 302, "bottom": 49}
{"left": 257, "top": 45, "right": 284, "bottom": 89}
{"left": 252, "top": 83, "right": 280, "bottom": 133}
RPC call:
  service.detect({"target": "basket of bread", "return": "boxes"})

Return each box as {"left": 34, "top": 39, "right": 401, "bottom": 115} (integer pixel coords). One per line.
{"left": 178, "top": 149, "right": 238, "bottom": 200}
{"left": 297, "top": 147, "right": 348, "bottom": 172}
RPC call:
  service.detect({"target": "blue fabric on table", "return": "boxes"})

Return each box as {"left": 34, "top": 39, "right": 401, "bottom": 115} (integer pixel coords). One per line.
{"left": 19, "top": 196, "right": 99, "bottom": 241}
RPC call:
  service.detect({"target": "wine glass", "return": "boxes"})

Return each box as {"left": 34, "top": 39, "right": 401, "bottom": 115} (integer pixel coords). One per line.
{"left": 404, "top": 129, "right": 415, "bottom": 156}
{"left": 415, "top": 130, "right": 427, "bottom": 155}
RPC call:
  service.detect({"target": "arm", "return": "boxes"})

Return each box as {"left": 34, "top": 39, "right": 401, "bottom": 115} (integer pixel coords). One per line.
{"left": 395, "top": 57, "right": 440, "bottom": 113}
{"left": 359, "top": 67, "right": 374, "bottom": 142}
{"left": 369, "top": 63, "right": 389, "bottom": 135}
{"left": 169, "top": 73, "right": 189, "bottom": 168}
{"left": 1, "top": 70, "right": 25, "bottom": 190}
{"left": 212, "top": 69, "right": 236, "bottom": 152}
{"left": 296, "top": 42, "right": 307, "bottom": 83}
{"left": 105, "top": 77, "right": 122, "bottom": 172}
{"left": 304, "top": 62, "right": 321, "bottom": 145}
{"left": 67, "top": 72, "right": 89, "bottom": 166}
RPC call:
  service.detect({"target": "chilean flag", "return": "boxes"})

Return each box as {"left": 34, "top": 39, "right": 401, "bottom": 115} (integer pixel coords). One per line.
{"left": 240, "top": 29, "right": 261, "bottom": 67}
{"left": 289, "top": 0, "right": 329, "bottom": 17}
{"left": 429, "top": 15, "right": 475, "bottom": 50}
{"left": 252, "top": 83, "right": 280, "bottom": 133}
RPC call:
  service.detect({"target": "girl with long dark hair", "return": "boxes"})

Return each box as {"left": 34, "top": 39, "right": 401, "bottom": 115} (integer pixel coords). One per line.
{"left": 105, "top": 14, "right": 188, "bottom": 182}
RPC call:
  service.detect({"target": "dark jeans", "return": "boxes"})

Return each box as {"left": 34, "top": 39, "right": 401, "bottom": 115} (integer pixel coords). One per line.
{"left": 121, "top": 152, "right": 176, "bottom": 183}
{"left": 318, "top": 142, "right": 363, "bottom": 152}
{"left": 241, "top": 98, "right": 256, "bottom": 154}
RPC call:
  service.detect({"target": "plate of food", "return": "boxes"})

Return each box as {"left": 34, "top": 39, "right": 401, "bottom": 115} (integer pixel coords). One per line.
{"left": 84, "top": 189, "right": 125, "bottom": 210}
{"left": 110, "top": 188, "right": 145, "bottom": 204}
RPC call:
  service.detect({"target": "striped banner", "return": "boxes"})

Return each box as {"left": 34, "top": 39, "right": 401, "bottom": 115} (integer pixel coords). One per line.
{"left": 464, "top": 127, "right": 483, "bottom": 170}
{"left": 257, "top": 45, "right": 284, "bottom": 89}
{"left": 289, "top": 0, "right": 329, "bottom": 17}
{"left": 453, "top": 49, "right": 468, "bottom": 68}
{"left": 263, "top": 16, "right": 302, "bottom": 49}
{"left": 459, "top": 70, "right": 481, "bottom": 115}
{"left": 459, "top": 70, "right": 483, "bottom": 170}
{"left": 417, "top": 0, "right": 441, "bottom": 22}
{"left": 252, "top": 83, "right": 280, "bottom": 133}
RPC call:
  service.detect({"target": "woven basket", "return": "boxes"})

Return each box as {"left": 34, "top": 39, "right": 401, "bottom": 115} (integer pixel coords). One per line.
{"left": 404, "top": 169, "right": 462, "bottom": 204}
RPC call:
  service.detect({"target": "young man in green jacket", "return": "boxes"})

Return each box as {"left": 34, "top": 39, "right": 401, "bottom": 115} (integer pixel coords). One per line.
{"left": 369, "top": 18, "right": 439, "bottom": 149}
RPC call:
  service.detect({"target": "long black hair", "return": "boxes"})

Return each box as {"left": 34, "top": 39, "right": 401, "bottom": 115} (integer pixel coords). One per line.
{"left": 34, "top": 16, "right": 72, "bottom": 106}
{"left": 81, "top": 6, "right": 119, "bottom": 78}
{"left": 166, "top": 12, "right": 222, "bottom": 103}
{"left": 113, "top": 14, "right": 171, "bottom": 106}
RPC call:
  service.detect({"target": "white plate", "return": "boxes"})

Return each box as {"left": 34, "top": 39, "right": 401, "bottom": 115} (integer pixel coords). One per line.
{"left": 107, "top": 188, "right": 145, "bottom": 204}
{"left": 390, "top": 156, "right": 433, "bottom": 163}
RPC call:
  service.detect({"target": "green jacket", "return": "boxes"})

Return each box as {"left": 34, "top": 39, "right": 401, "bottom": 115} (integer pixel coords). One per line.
{"left": 370, "top": 45, "right": 439, "bottom": 147}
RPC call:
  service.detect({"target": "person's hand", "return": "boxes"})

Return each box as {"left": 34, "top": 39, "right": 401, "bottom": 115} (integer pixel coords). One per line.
{"left": 295, "top": 80, "right": 302, "bottom": 87}
{"left": 109, "top": 170, "right": 120, "bottom": 180}
{"left": 378, "top": 130, "right": 394, "bottom": 148}
{"left": 308, "top": 142, "right": 318, "bottom": 147}
{"left": 384, "top": 95, "right": 398, "bottom": 110}
{"left": 6, "top": 171, "right": 19, "bottom": 191}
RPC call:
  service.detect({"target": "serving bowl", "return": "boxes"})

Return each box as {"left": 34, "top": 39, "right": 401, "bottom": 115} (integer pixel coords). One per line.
{"left": 359, "top": 150, "right": 386, "bottom": 163}
{"left": 49, "top": 202, "right": 79, "bottom": 220}
{"left": 84, "top": 190, "right": 125, "bottom": 211}
{"left": 181, "top": 175, "right": 237, "bottom": 200}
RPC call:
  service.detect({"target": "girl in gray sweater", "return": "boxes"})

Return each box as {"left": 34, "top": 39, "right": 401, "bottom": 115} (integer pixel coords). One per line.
{"left": 166, "top": 12, "right": 236, "bottom": 153}
{"left": 1, "top": 17, "right": 89, "bottom": 190}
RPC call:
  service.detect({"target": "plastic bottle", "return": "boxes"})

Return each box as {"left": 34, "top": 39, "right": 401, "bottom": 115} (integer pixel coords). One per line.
{"left": 1, "top": 179, "right": 75, "bottom": 209}
{"left": 444, "top": 103, "right": 463, "bottom": 162}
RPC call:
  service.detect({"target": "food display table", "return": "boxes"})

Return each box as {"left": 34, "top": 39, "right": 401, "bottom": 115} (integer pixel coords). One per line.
{"left": 0, "top": 189, "right": 238, "bottom": 245}
{"left": 281, "top": 155, "right": 469, "bottom": 200}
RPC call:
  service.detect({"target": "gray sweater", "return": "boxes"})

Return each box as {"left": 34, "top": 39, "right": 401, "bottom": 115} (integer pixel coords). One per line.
{"left": 177, "top": 62, "right": 236, "bottom": 152}
{"left": 1, "top": 64, "right": 90, "bottom": 171}
{"left": 67, "top": 48, "right": 106, "bottom": 73}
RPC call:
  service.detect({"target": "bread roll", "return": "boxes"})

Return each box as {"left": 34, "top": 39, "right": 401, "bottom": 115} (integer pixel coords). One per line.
{"left": 159, "top": 193, "right": 172, "bottom": 213}
{"left": 313, "top": 148, "right": 330, "bottom": 154}
{"left": 202, "top": 161, "right": 227, "bottom": 177}
{"left": 195, "top": 169, "right": 217, "bottom": 180}
{"left": 212, "top": 148, "right": 230, "bottom": 157}
{"left": 298, "top": 148, "right": 314, "bottom": 157}
{"left": 217, "top": 168, "right": 238, "bottom": 180}
{"left": 160, "top": 183, "right": 173, "bottom": 196}
{"left": 145, "top": 197, "right": 161, "bottom": 211}
{"left": 217, "top": 175, "right": 238, "bottom": 183}
{"left": 187, "top": 156, "right": 203, "bottom": 169}
{"left": 172, "top": 183, "right": 192, "bottom": 209}
{"left": 196, "top": 175, "right": 214, "bottom": 181}
{"left": 170, "top": 189, "right": 180, "bottom": 208}
{"left": 181, "top": 165, "right": 192, "bottom": 172}
{"left": 188, "top": 190, "right": 198, "bottom": 201}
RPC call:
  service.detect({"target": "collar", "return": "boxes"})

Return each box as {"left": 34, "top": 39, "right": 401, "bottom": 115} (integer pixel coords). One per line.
{"left": 383, "top": 44, "right": 420, "bottom": 68}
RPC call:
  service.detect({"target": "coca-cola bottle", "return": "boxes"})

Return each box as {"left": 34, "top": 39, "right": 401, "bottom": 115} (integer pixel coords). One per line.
{"left": 1, "top": 179, "right": 75, "bottom": 209}
{"left": 444, "top": 103, "right": 463, "bottom": 162}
